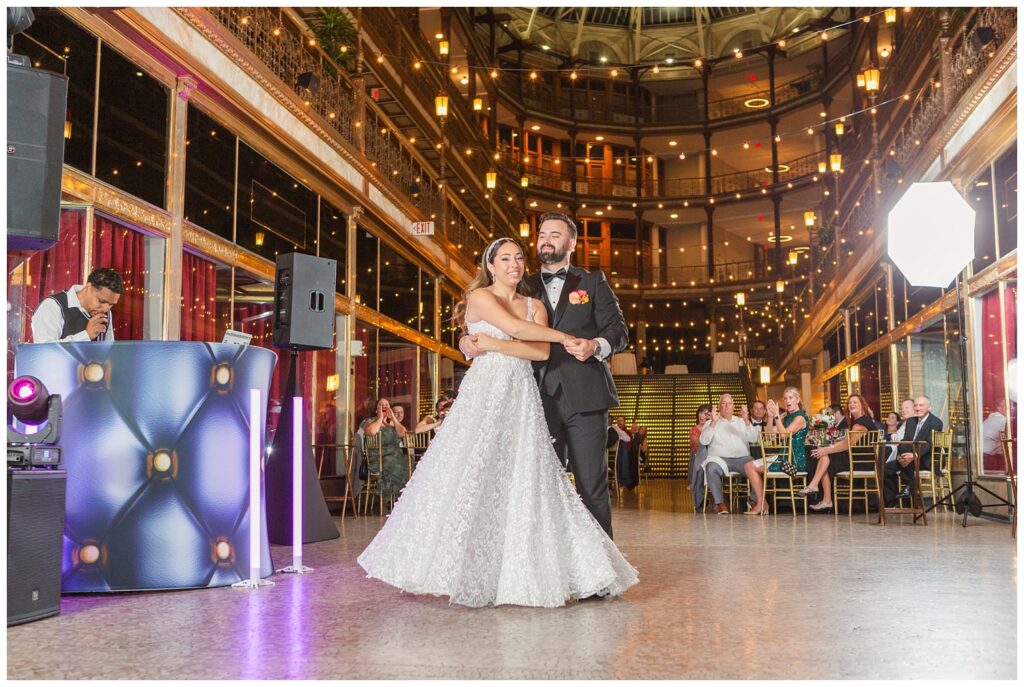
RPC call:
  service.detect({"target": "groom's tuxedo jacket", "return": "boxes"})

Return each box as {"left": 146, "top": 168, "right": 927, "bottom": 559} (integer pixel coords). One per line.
{"left": 526, "top": 265, "right": 629, "bottom": 414}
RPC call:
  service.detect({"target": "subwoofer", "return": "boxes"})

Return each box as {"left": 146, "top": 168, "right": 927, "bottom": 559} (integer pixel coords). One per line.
{"left": 7, "top": 61, "right": 68, "bottom": 251}
{"left": 7, "top": 469, "right": 66, "bottom": 626}
{"left": 272, "top": 253, "right": 337, "bottom": 350}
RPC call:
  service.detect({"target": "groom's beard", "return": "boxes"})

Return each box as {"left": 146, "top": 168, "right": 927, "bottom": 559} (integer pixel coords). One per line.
{"left": 538, "top": 246, "right": 568, "bottom": 265}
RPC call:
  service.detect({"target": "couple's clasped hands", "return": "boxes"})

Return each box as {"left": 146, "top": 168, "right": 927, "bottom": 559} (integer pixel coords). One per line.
{"left": 464, "top": 334, "right": 598, "bottom": 361}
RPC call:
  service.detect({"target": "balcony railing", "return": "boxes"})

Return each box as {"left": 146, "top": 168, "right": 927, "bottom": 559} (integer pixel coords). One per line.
{"left": 497, "top": 49, "right": 849, "bottom": 127}
{"left": 502, "top": 148, "right": 822, "bottom": 201}
{"left": 202, "top": 7, "right": 509, "bottom": 267}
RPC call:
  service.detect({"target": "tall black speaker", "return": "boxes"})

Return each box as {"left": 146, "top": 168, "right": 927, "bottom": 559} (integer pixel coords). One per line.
{"left": 7, "top": 469, "right": 66, "bottom": 626}
{"left": 7, "top": 60, "right": 68, "bottom": 251}
{"left": 272, "top": 253, "right": 337, "bottom": 351}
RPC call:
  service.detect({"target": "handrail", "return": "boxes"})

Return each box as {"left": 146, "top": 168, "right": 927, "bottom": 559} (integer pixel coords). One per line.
{"left": 502, "top": 147, "right": 824, "bottom": 200}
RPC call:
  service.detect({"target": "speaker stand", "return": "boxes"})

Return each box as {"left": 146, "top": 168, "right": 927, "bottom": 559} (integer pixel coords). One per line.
{"left": 265, "top": 350, "right": 339, "bottom": 544}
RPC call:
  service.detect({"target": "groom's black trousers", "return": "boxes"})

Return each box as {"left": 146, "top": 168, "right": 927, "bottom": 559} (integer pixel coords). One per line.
{"left": 541, "top": 388, "right": 613, "bottom": 538}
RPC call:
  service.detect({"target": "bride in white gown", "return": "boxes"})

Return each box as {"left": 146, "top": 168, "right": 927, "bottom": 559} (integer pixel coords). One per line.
{"left": 358, "top": 238, "right": 638, "bottom": 608}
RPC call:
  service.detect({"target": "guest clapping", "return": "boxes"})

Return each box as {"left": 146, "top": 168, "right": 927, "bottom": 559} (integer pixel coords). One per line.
{"left": 744, "top": 387, "right": 809, "bottom": 515}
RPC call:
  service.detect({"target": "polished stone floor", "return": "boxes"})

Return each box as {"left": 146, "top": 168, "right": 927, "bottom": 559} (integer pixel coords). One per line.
{"left": 7, "top": 480, "right": 1017, "bottom": 680}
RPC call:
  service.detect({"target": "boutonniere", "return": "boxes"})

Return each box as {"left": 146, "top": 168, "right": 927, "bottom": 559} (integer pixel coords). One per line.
{"left": 567, "top": 289, "right": 590, "bottom": 305}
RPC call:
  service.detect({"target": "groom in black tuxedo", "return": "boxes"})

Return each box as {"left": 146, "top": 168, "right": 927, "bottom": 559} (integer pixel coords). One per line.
{"left": 460, "top": 213, "right": 628, "bottom": 536}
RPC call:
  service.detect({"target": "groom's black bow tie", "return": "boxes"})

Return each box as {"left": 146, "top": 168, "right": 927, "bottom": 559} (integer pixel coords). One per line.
{"left": 542, "top": 268, "right": 567, "bottom": 285}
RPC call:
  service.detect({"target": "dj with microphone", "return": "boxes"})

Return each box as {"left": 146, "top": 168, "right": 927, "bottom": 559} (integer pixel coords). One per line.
{"left": 31, "top": 267, "right": 124, "bottom": 343}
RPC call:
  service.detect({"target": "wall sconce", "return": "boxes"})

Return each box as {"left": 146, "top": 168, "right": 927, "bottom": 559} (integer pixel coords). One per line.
{"left": 439, "top": 40, "right": 449, "bottom": 56}
{"left": 788, "top": 251, "right": 798, "bottom": 265}
{"left": 864, "top": 68, "right": 880, "bottom": 92}
{"left": 759, "top": 366, "right": 771, "bottom": 385}
{"left": 520, "top": 175, "right": 529, "bottom": 188}
{"left": 519, "top": 221, "right": 530, "bottom": 238}
{"left": 884, "top": 8, "right": 897, "bottom": 24}
{"left": 472, "top": 97, "right": 483, "bottom": 111}
{"left": 804, "top": 210, "right": 816, "bottom": 227}
{"left": 847, "top": 364, "right": 860, "bottom": 384}
{"left": 325, "top": 374, "right": 340, "bottom": 392}
{"left": 485, "top": 171, "right": 496, "bottom": 189}
{"left": 834, "top": 121, "right": 845, "bottom": 136}
{"left": 434, "top": 95, "right": 449, "bottom": 118}
{"left": 735, "top": 292, "right": 746, "bottom": 306}
{"left": 776, "top": 280, "right": 786, "bottom": 293}
{"left": 254, "top": 230, "right": 265, "bottom": 247}
{"left": 830, "top": 153, "right": 843, "bottom": 172}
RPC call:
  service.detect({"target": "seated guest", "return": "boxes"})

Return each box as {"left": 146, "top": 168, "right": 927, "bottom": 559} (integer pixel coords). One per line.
{"left": 982, "top": 398, "right": 1008, "bottom": 471}
{"left": 749, "top": 400, "right": 768, "bottom": 460}
{"left": 633, "top": 425, "right": 648, "bottom": 477}
{"left": 829, "top": 403, "right": 845, "bottom": 428}
{"left": 361, "top": 397, "right": 410, "bottom": 502}
{"left": 884, "top": 395, "right": 943, "bottom": 506}
{"left": 885, "top": 398, "right": 916, "bottom": 461}
{"left": 884, "top": 412, "right": 901, "bottom": 441}
{"left": 690, "top": 404, "right": 713, "bottom": 457}
{"left": 414, "top": 397, "right": 453, "bottom": 434}
{"left": 699, "top": 394, "right": 759, "bottom": 515}
{"left": 744, "top": 387, "right": 809, "bottom": 515}
{"left": 31, "top": 267, "right": 124, "bottom": 342}
{"left": 610, "top": 416, "right": 634, "bottom": 490}
{"left": 800, "top": 394, "right": 876, "bottom": 512}
{"left": 688, "top": 404, "right": 713, "bottom": 508}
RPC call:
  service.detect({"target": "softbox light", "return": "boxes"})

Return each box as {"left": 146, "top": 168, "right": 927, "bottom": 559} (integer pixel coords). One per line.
{"left": 887, "top": 181, "right": 975, "bottom": 288}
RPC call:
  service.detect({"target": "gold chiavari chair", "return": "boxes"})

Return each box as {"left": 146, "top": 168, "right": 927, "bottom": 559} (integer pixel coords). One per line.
{"left": 315, "top": 443, "right": 358, "bottom": 516}
{"left": 919, "top": 429, "right": 953, "bottom": 511}
{"left": 405, "top": 431, "right": 432, "bottom": 474}
{"left": 360, "top": 432, "right": 384, "bottom": 516}
{"left": 759, "top": 431, "right": 806, "bottom": 516}
{"left": 834, "top": 429, "right": 883, "bottom": 517}
{"left": 1003, "top": 434, "right": 1017, "bottom": 539}
{"left": 702, "top": 458, "right": 749, "bottom": 514}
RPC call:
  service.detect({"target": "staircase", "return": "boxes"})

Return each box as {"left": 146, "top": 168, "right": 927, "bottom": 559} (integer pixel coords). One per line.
{"left": 611, "top": 374, "right": 749, "bottom": 478}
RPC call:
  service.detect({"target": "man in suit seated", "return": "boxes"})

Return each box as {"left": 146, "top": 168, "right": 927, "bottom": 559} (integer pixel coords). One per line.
{"left": 883, "top": 395, "right": 944, "bottom": 506}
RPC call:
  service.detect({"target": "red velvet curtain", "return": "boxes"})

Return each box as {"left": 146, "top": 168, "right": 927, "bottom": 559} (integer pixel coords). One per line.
{"left": 179, "top": 251, "right": 219, "bottom": 342}
{"left": 91, "top": 215, "right": 146, "bottom": 340}
{"left": 981, "top": 285, "right": 1017, "bottom": 472}
{"left": 10, "top": 209, "right": 86, "bottom": 341}
{"left": 7, "top": 209, "right": 84, "bottom": 381}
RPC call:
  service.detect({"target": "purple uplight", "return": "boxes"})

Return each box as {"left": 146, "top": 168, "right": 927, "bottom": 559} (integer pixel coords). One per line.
{"left": 12, "top": 379, "right": 37, "bottom": 401}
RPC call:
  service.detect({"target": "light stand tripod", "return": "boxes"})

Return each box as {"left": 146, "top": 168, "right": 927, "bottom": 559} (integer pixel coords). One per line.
{"left": 923, "top": 273, "right": 1012, "bottom": 526}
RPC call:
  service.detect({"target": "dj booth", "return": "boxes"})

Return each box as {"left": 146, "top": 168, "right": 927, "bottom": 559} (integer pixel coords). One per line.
{"left": 14, "top": 341, "right": 277, "bottom": 592}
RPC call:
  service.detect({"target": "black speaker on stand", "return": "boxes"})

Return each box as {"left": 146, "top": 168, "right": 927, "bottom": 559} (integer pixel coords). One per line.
{"left": 266, "top": 253, "right": 340, "bottom": 545}
{"left": 7, "top": 469, "right": 66, "bottom": 625}
{"left": 7, "top": 57, "right": 68, "bottom": 251}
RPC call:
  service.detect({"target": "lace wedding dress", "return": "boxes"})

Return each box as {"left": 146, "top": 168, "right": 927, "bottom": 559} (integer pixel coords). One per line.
{"left": 357, "top": 298, "right": 638, "bottom": 608}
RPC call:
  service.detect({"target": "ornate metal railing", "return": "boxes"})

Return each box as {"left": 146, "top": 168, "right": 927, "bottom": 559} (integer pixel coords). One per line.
{"left": 500, "top": 147, "right": 822, "bottom": 201}
{"left": 498, "top": 58, "right": 839, "bottom": 126}
{"left": 206, "top": 7, "right": 359, "bottom": 146}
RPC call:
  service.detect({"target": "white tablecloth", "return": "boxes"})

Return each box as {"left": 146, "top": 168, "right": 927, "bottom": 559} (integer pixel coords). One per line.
{"left": 610, "top": 352, "right": 637, "bottom": 375}
{"left": 664, "top": 364, "right": 689, "bottom": 374}
{"left": 711, "top": 351, "right": 740, "bottom": 373}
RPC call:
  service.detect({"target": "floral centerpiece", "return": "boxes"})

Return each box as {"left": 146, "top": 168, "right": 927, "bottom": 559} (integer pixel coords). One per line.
{"left": 808, "top": 409, "right": 846, "bottom": 446}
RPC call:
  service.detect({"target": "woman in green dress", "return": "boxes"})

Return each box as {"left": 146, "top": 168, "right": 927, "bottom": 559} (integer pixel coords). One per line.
{"left": 744, "top": 386, "right": 809, "bottom": 515}
{"left": 361, "top": 397, "right": 410, "bottom": 502}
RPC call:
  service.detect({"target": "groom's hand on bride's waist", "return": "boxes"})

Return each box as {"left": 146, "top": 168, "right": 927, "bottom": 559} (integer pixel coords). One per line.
{"left": 459, "top": 334, "right": 483, "bottom": 360}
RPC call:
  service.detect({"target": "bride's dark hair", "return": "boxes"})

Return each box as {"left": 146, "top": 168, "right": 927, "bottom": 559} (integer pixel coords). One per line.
{"left": 452, "top": 237, "right": 531, "bottom": 335}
